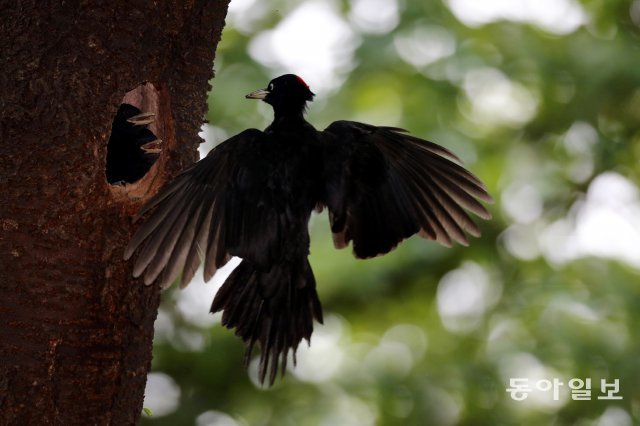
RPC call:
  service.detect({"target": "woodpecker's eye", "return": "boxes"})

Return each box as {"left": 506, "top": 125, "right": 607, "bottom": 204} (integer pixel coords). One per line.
{"left": 268, "top": 83, "right": 274, "bottom": 91}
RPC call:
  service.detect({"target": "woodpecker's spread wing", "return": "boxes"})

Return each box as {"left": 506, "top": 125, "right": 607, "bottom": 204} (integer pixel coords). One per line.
{"left": 124, "top": 128, "right": 284, "bottom": 289}
{"left": 322, "top": 120, "right": 493, "bottom": 258}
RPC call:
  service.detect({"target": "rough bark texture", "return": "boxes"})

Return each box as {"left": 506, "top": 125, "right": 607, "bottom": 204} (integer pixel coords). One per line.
{"left": 0, "top": 1, "right": 229, "bottom": 424}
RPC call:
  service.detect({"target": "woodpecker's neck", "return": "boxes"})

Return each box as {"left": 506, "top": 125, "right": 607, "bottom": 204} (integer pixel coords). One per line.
{"left": 266, "top": 105, "right": 312, "bottom": 134}
{"left": 272, "top": 102, "right": 307, "bottom": 122}
{"left": 268, "top": 115, "right": 308, "bottom": 133}
{"left": 267, "top": 103, "right": 309, "bottom": 132}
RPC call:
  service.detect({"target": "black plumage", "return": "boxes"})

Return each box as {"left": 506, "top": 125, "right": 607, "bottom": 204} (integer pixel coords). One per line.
{"left": 124, "top": 74, "right": 492, "bottom": 384}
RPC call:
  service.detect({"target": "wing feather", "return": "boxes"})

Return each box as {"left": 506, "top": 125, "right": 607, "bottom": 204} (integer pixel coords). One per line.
{"left": 322, "top": 120, "right": 492, "bottom": 257}
{"left": 142, "top": 187, "right": 201, "bottom": 285}
{"left": 180, "top": 200, "right": 215, "bottom": 288}
{"left": 125, "top": 128, "right": 284, "bottom": 289}
{"left": 400, "top": 155, "right": 483, "bottom": 235}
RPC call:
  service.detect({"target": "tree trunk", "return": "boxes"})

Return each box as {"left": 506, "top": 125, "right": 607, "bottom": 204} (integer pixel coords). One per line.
{"left": 0, "top": 1, "right": 229, "bottom": 423}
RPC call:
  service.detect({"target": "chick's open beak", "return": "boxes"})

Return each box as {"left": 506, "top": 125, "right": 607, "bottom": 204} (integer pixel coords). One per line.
{"left": 127, "top": 111, "right": 155, "bottom": 126}
{"left": 246, "top": 89, "right": 269, "bottom": 100}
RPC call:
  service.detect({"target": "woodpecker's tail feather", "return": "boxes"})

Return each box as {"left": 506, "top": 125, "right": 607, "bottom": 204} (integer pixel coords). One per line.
{"left": 210, "top": 258, "right": 323, "bottom": 385}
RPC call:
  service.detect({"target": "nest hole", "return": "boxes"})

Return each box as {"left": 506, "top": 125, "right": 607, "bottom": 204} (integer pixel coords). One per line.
{"left": 106, "top": 83, "right": 162, "bottom": 185}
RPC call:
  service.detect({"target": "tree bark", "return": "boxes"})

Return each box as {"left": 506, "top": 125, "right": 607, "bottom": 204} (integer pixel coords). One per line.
{"left": 0, "top": 1, "right": 229, "bottom": 423}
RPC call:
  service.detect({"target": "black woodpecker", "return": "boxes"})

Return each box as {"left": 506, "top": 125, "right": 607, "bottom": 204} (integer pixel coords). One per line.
{"left": 124, "top": 74, "right": 493, "bottom": 384}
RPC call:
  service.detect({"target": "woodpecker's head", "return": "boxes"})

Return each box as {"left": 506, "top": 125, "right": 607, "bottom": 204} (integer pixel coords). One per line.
{"left": 246, "top": 74, "right": 315, "bottom": 116}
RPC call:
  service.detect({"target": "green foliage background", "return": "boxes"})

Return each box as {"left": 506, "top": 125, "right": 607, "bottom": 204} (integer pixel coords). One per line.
{"left": 143, "top": 1, "right": 640, "bottom": 424}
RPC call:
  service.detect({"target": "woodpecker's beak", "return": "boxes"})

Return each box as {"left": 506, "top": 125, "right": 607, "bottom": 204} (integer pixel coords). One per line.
{"left": 246, "top": 89, "right": 270, "bottom": 100}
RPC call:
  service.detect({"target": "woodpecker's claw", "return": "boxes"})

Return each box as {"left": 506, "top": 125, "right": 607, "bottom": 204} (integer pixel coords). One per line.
{"left": 127, "top": 111, "right": 155, "bottom": 126}
{"left": 140, "top": 139, "right": 162, "bottom": 155}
